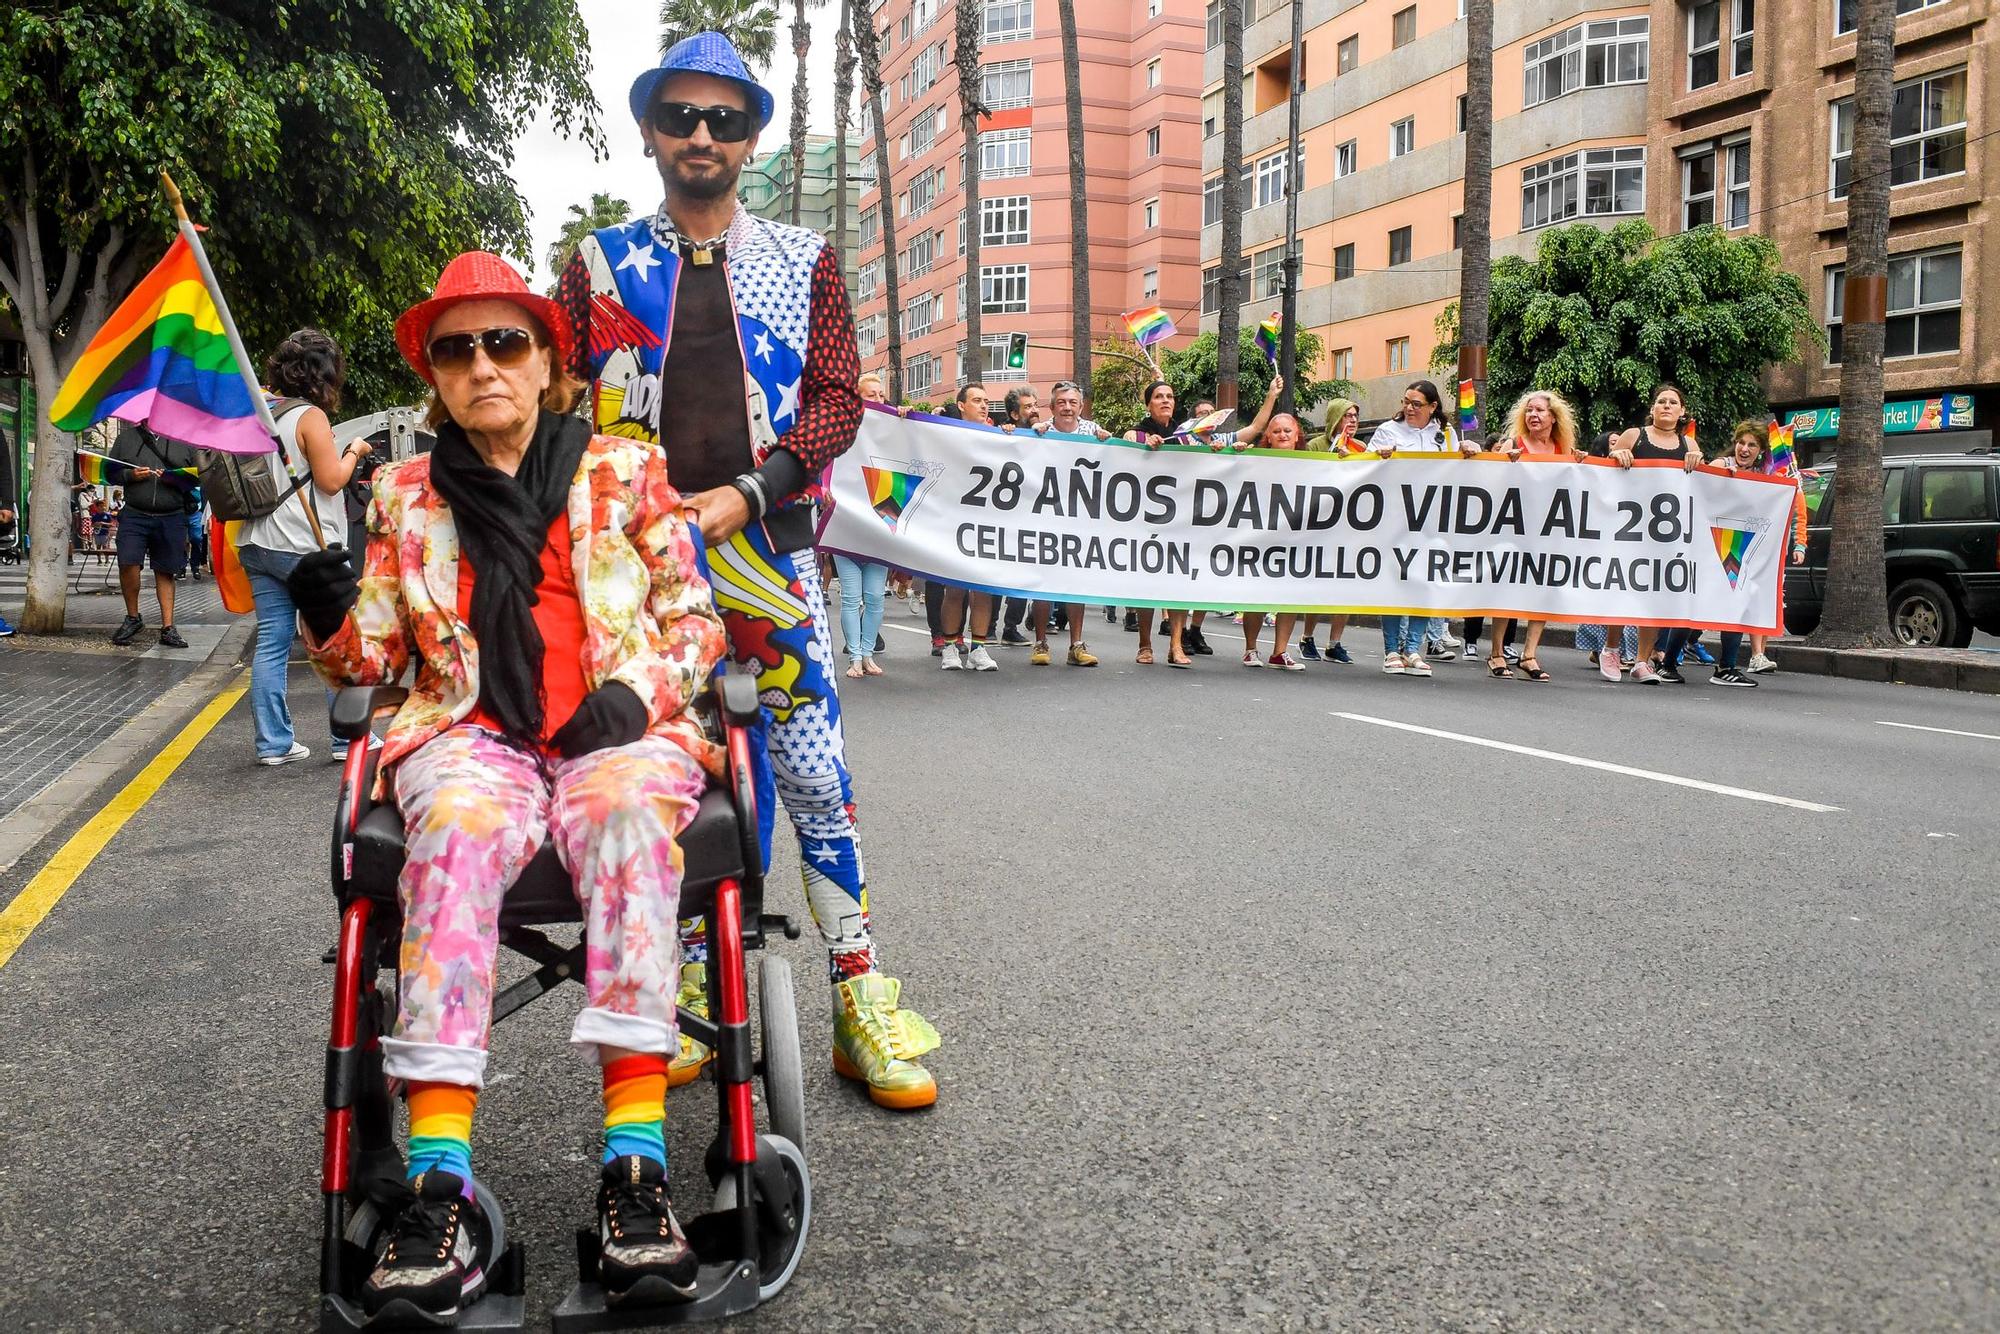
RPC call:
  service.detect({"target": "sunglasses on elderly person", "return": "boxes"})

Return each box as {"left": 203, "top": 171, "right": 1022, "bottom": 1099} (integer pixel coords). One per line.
{"left": 649, "top": 101, "right": 755, "bottom": 143}
{"left": 427, "top": 327, "right": 538, "bottom": 373}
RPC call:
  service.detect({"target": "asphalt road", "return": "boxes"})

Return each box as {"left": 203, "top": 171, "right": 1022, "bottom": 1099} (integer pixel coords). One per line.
{"left": 1, "top": 606, "right": 1997, "bottom": 1331}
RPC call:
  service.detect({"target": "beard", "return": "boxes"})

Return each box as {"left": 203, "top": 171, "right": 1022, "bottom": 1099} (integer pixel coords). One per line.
{"left": 661, "top": 149, "right": 740, "bottom": 202}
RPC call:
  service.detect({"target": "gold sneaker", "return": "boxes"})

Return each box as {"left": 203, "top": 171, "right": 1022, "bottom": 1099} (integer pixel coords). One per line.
{"left": 1066, "top": 641, "right": 1099, "bottom": 667}
{"left": 1030, "top": 641, "right": 1052, "bottom": 666}
{"left": 832, "top": 974, "right": 940, "bottom": 1110}
{"left": 669, "top": 962, "right": 712, "bottom": 1089}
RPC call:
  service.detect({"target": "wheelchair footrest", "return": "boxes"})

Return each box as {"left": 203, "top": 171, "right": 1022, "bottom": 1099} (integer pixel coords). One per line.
{"left": 550, "top": 1263, "right": 760, "bottom": 1330}
{"left": 320, "top": 1290, "right": 529, "bottom": 1333}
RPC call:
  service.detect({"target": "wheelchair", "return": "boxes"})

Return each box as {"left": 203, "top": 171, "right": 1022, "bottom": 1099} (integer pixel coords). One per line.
{"left": 318, "top": 674, "right": 811, "bottom": 1331}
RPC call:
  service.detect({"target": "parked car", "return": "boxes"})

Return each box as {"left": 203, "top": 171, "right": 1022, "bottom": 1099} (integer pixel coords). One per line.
{"left": 1784, "top": 450, "right": 2000, "bottom": 647}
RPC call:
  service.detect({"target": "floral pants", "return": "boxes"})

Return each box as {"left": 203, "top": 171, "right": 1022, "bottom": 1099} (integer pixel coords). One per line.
{"left": 379, "top": 727, "right": 706, "bottom": 1088}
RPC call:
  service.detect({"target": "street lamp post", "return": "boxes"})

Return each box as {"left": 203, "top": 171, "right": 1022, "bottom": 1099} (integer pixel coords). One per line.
{"left": 1278, "top": 0, "right": 1304, "bottom": 418}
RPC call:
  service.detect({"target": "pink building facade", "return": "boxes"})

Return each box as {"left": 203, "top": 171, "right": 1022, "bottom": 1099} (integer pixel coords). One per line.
{"left": 853, "top": 0, "right": 1208, "bottom": 402}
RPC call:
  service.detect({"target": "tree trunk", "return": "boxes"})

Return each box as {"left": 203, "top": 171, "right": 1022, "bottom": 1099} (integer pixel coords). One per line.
{"left": 789, "top": 0, "right": 810, "bottom": 227}
{"left": 1811, "top": 0, "right": 1895, "bottom": 648}
{"left": 20, "top": 334, "right": 73, "bottom": 635}
{"left": 833, "top": 0, "right": 852, "bottom": 264}
{"left": 1216, "top": 0, "right": 1245, "bottom": 410}
{"left": 1058, "top": 0, "right": 1091, "bottom": 393}
{"left": 853, "top": 7, "right": 903, "bottom": 399}
{"left": 956, "top": 0, "right": 985, "bottom": 397}
{"left": 1456, "top": 0, "right": 1494, "bottom": 445}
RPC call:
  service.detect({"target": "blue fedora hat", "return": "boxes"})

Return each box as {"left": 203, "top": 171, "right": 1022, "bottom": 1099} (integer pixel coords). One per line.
{"left": 629, "top": 31, "right": 775, "bottom": 132}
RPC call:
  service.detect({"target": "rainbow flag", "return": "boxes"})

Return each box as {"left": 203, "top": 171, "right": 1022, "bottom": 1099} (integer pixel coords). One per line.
{"left": 1255, "top": 313, "right": 1281, "bottom": 365}
{"left": 1710, "top": 525, "right": 1756, "bottom": 589}
{"left": 74, "top": 448, "right": 196, "bottom": 487}
{"left": 1765, "top": 421, "right": 1797, "bottom": 476}
{"left": 1123, "top": 305, "right": 1176, "bottom": 348}
{"left": 1458, "top": 379, "right": 1479, "bottom": 436}
{"left": 862, "top": 464, "right": 927, "bottom": 530}
{"left": 50, "top": 234, "right": 273, "bottom": 456}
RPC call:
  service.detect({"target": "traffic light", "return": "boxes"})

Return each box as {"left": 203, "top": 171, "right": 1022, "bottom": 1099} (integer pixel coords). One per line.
{"left": 1006, "top": 332, "right": 1028, "bottom": 370}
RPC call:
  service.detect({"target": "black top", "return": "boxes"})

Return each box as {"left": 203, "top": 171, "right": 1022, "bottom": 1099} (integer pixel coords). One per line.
{"left": 1624, "top": 424, "right": 1687, "bottom": 462}
{"left": 109, "top": 424, "right": 197, "bottom": 514}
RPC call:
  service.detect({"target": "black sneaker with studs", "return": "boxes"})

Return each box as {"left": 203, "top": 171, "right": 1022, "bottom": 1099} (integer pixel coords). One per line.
{"left": 362, "top": 1171, "right": 491, "bottom": 1321}
{"left": 597, "top": 1155, "right": 698, "bottom": 1307}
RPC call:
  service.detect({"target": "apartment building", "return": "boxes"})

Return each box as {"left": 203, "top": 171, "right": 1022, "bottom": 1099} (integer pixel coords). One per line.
{"left": 738, "top": 135, "right": 872, "bottom": 290}
{"left": 852, "top": 0, "right": 1206, "bottom": 400}
{"left": 1644, "top": 0, "right": 1992, "bottom": 460}
{"left": 1200, "top": 0, "right": 1654, "bottom": 420}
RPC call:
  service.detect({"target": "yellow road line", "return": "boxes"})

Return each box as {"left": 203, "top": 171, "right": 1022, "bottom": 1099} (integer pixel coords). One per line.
{"left": 0, "top": 679, "right": 246, "bottom": 970}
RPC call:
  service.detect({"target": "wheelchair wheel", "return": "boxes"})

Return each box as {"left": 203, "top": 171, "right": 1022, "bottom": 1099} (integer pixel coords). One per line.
{"left": 758, "top": 956, "right": 806, "bottom": 1151}
{"left": 712, "top": 1135, "right": 811, "bottom": 1302}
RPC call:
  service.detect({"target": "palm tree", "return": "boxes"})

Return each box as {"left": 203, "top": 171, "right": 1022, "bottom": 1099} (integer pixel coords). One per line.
{"left": 954, "top": 0, "right": 988, "bottom": 391}
{"left": 1456, "top": 0, "right": 1494, "bottom": 443}
{"left": 1216, "top": 0, "right": 1245, "bottom": 410}
{"left": 786, "top": 0, "right": 825, "bottom": 225}
{"left": 658, "top": 0, "right": 780, "bottom": 67}
{"left": 852, "top": 4, "right": 903, "bottom": 398}
{"left": 832, "top": 0, "right": 853, "bottom": 263}
{"left": 1058, "top": 0, "right": 1091, "bottom": 392}
{"left": 546, "top": 192, "right": 631, "bottom": 283}
{"left": 1811, "top": 0, "right": 1896, "bottom": 647}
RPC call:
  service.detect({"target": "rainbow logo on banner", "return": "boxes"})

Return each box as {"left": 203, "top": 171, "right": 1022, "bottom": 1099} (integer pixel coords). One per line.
{"left": 1709, "top": 519, "right": 1767, "bottom": 589}
{"left": 1255, "top": 313, "right": 1281, "bottom": 365}
{"left": 1123, "top": 305, "right": 1176, "bottom": 348}
{"left": 861, "top": 460, "right": 939, "bottom": 533}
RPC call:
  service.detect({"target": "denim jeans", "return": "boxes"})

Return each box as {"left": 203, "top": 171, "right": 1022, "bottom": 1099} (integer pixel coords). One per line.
{"left": 829, "top": 555, "right": 889, "bottom": 664}
{"left": 1380, "top": 615, "right": 1425, "bottom": 656}
{"left": 237, "top": 544, "right": 333, "bottom": 758}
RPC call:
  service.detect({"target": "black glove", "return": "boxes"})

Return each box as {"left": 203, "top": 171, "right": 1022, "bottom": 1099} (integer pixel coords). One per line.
{"left": 548, "top": 682, "right": 650, "bottom": 759}
{"left": 286, "top": 546, "right": 360, "bottom": 641}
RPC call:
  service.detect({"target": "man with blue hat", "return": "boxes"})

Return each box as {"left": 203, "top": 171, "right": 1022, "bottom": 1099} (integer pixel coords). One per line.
{"left": 557, "top": 31, "right": 941, "bottom": 1111}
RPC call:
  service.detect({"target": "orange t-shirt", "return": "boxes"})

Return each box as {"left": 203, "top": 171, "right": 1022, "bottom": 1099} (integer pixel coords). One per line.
{"left": 456, "top": 514, "right": 592, "bottom": 745}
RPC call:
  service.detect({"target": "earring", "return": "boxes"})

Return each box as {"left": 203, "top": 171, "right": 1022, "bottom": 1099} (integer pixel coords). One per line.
{"left": 644, "top": 144, "right": 656, "bottom": 158}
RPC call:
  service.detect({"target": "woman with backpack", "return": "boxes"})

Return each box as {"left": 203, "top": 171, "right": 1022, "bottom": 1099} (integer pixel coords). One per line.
{"left": 237, "top": 329, "right": 371, "bottom": 765}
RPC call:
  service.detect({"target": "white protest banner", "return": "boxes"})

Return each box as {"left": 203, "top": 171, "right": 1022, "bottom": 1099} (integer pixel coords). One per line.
{"left": 819, "top": 406, "right": 1796, "bottom": 633}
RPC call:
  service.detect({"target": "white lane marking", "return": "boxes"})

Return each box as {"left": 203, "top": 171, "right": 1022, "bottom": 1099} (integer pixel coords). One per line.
{"left": 1330, "top": 711, "right": 1844, "bottom": 813}
{"left": 880, "top": 622, "right": 931, "bottom": 637}
{"left": 1875, "top": 720, "right": 2000, "bottom": 742}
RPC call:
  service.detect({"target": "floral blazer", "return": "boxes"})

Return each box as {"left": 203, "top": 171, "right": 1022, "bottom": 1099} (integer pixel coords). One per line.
{"left": 309, "top": 435, "right": 725, "bottom": 792}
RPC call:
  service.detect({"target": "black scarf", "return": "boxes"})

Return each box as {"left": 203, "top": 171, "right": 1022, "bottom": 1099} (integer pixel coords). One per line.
{"left": 428, "top": 410, "right": 592, "bottom": 746}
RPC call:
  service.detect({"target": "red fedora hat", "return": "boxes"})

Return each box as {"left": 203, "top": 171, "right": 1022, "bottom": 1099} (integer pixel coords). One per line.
{"left": 394, "top": 251, "right": 576, "bottom": 385}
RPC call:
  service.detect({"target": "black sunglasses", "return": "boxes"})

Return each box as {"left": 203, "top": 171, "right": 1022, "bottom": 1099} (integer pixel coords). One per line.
{"left": 427, "top": 327, "right": 538, "bottom": 373}
{"left": 649, "top": 101, "right": 754, "bottom": 143}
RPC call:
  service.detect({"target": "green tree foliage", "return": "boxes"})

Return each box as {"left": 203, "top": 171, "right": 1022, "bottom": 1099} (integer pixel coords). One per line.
{"left": 548, "top": 192, "right": 632, "bottom": 283}
{"left": 1428, "top": 221, "right": 1821, "bottom": 448}
{"left": 659, "top": 0, "right": 779, "bottom": 67}
{"left": 1088, "top": 328, "right": 1356, "bottom": 437}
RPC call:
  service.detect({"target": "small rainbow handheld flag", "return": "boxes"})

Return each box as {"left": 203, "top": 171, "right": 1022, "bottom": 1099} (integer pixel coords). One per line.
{"left": 1457, "top": 379, "right": 1478, "bottom": 436}
{"left": 1123, "top": 305, "right": 1176, "bottom": 349}
{"left": 74, "top": 448, "right": 196, "bottom": 488}
{"left": 1255, "top": 313, "right": 1281, "bottom": 365}
{"left": 1765, "top": 420, "right": 1797, "bottom": 476}
{"left": 50, "top": 232, "right": 274, "bottom": 456}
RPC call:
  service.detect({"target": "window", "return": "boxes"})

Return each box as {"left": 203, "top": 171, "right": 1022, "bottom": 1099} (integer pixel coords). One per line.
{"left": 1830, "top": 68, "right": 1967, "bottom": 199}
{"left": 1724, "top": 140, "right": 1751, "bottom": 228}
{"left": 904, "top": 353, "right": 938, "bottom": 397}
{"left": 982, "top": 59, "right": 1033, "bottom": 111}
{"left": 905, "top": 292, "right": 936, "bottom": 338}
{"left": 981, "top": 263, "right": 1030, "bottom": 314}
{"left": 912, "top": 0, "right": 936, "bottom": 32}
{"left": 858, "top": 206, "right": 879, "bottom": 250}
{"left": 856, "top": 258, "right": 880, "bottom": 302}
{"left": 963, "top": 334, "right": 1027, "bottom": 383}
{"left": 1251, "top": 247, "right": 1287, "bottom": 299}
{"left": 1520, "top": 146, "right": 1645, "bottom": 229}
{"left": 1731, "top": 0, "right": 1754, "bottom": 77}
{"left": 1392, "top": 6, "right": 1417, "bottom": 47}
{"left": 901, "top": 166, "right": 943, "bottom": 218}
{"left": 1335, "top": 140, "right": 1357, "bottom": 178}
{"left": 909, "top": 41, "right": 946, "bottom": 94}
{"left": 1206, "top": 0, "right": 1224, "bottom": 48}
{"left": 1203, "top": 175, "right": 1224, "bottom": 226}
{"left": 1451, "top": 213, "right": 1465, "bottom": 248}
{"left": 900, "top": 230, "right": 935, "bottom": 279}
{"left": 1203, "top": 89, "right": 1223, "bottom": 138}
{"left": 985, "top": 0, "right": 1033, "bottom": 43}
{"left": 1918, "top": 468, "right": 1993, "bottom": 523}
{"left": 1687, "top": 139, "right": 1752, "bottom": 229}
{"left": 1522, "top": 19, "right": 1649, "bottom": 108}
{"left": 855, "top": 314, "right": 881, "bottom": 360}
{"left": 1836, "top": 0, "right": 1948, "bottom": 36}
{"left": 1146, "top": 126, "right": 1161, "bottom": 157}
{"left": 1681, "top": 149, "right": 1716, "bottom": 229}
{"left": 981, "top": 194, "right": 1030, "bottom": 247}
{"left": 903, "top": 105, "right": 944, "bottom": 159}
{"left": 1387, "top": 337, "right": 1410, "bottom": 373}
{"left": 1389, "top": 117, "right": 1415, "bottom": 158}
{"left": 1456, "top": 94, "right": 1467, "bottom": 132}
{"left": 1333, "top": 243, "right": 1354, "bottom": 280}
{"left": 1337, "top": 36, "right": 1359, "bottom": 74}
{"left": 1201, "top": 260, "right": 1248, "bottom": 314}
{"left": 1143, "top": 197, "right": 1159, "bottom": 230}
{"left": 1330, "top": 348, "right": 1353, "bottom": 381}
{"left": 980, "top": 127, "right": 1032, "bottom": 178}
{"left": 1253, "top": 150, "right": 1291, "bottom": 208}
{"left": 1387, "top": 226, "right": 1412, "bottom": 267}
{"left": 1143, "top": 268, "right": 1159, "bottom": 301}
{"left": 1147, "top": 59, "right": 1161, "bottom": 89}
{"left": 1688, "top": 1, "right": 1720, "bottom": 90}
{"left": 1826, "top": 248, "right": 1961, "bottom": 363}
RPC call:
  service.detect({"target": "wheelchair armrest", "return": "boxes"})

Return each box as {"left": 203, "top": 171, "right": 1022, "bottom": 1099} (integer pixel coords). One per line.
{"left": 331, "top": 686, "right": 410, "bottom": 741}
{"left": 717, "top": 674, "right": 760, "bottom": 727}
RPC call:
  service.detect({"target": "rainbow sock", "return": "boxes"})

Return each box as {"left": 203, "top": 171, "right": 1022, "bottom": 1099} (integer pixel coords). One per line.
{"left": 602, "top": 1054, "right": 669, "bottom": 1168}
{"left": 407, "top": 1082, "right": 477, "bottom": 1184}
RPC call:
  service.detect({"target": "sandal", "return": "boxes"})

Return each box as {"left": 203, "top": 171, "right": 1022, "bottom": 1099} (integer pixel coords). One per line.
{"left": 1487, "top": 656, "right": 1514, "bottom": 679}
{"left": 1167, "top": 651, "right": 1193, "bottom": 669}
{"left": 1136, "top": 647, "right": 1155, "bottom": 665}
{"left": 1517, "top": 658, "right": 1552, "bottom": 682}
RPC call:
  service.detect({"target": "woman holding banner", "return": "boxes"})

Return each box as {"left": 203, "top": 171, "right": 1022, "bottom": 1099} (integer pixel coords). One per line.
{"left": 1605, "top": 384, "right": 1704, "bottom": 684}
{"left": 1479, "top": 390, "right": 1583, "bottom": 682}
{"left": 1367, "top": 380, "right": 1473, "bottom": 677}
{"left": 1297, "top": 398, "right": 1364, "bottom": 665}
{"left": 830, "top": 372, "right": 894, "bottom": 679}
{"left": 1125, "top": 380, "right": 1193, "bottom": 667}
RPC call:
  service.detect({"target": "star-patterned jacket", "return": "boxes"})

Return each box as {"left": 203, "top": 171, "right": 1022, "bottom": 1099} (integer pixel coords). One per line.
{"left": 306, "top": 435, "right": 726, "bottom": 794}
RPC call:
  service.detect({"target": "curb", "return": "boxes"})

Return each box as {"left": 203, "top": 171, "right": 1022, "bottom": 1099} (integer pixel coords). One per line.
{"left": 0, "top": 617, "right": 256, "bottom": 876}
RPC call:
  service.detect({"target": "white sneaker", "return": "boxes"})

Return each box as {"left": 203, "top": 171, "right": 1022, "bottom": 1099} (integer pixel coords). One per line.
{"left": 1268, "top": 652, "right": 1305, "bottom": 672}
{"left": 1242, "top": 650, "right": 1263, "bottom": 668}
{"left": 259, "top": 742, "right": 311, "bottom": 767}
{"left": 1747, "top": 653, "right": 1778, "bottom": 674}
{"left": 940, "top": 643, "right": 963, "bottom": 671}
{"left": 1403, "top": 655, "right": 1434, "bottom": 678}
{"left": 967, "top": 643, "right": 998, "bottom": 672}
{"left": 1382, "top": 653, "right": 1406, "bottom": 675}
{"left": 1436, "top": 631, "right": 1464, "bottom": 651}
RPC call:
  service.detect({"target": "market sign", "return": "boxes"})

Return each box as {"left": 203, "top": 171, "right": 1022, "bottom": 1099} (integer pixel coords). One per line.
{"left": 1787, "top": 394, "right": 1975, "bottom": 439}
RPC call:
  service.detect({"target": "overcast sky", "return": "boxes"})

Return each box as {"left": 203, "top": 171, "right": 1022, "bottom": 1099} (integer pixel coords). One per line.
{"left": 509, "top": 0, "right": 850, "bottom": 287}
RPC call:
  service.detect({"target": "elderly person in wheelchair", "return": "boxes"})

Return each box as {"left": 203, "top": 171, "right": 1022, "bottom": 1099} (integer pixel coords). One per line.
{"left": 287, "top": 252, "right": 725, "bottom": 1321}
